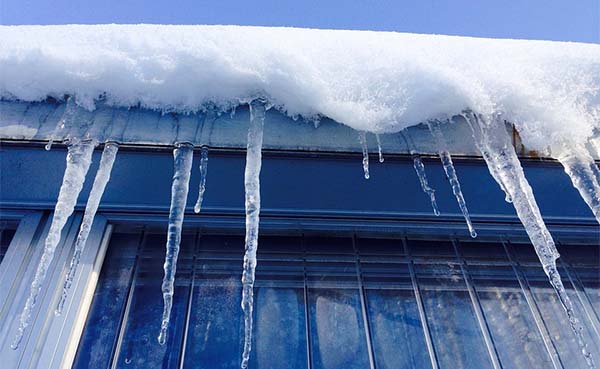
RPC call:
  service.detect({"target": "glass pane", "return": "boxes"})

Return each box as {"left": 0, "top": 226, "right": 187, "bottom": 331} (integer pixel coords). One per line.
{"left": 416, "top": 262, "right": 494, "bottom": 369}
{"left": 469, "top": 264, "right": 553, "bottom": 369}
{"left": 308, "top": 287, "right": 370, "bottom": 369}
{"left": 249, "top": 236, "right": 307, "bottom": 369}
{"left": 114, "top": 233, "right": 194, "bottom": 369}
{"left": 366, "top": 289, "right": 431, "bottom": 369}
{"left": 183, "top": 235, "right": 244, "bottom": 369}
{"left": 521, "top": 264, "right": 599, "bottom": 369}
{"left": 73, "top": 233, "right": 139, "bottom": 369}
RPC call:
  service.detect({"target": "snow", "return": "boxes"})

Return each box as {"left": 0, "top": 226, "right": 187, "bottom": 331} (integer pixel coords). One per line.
{"left": 1, "top": 25, "right": 599, "bottom": 153}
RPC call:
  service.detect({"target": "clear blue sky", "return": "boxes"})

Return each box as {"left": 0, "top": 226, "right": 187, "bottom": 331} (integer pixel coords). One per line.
{"left": 1, "top": 0, "right": 599, "bottom": 43}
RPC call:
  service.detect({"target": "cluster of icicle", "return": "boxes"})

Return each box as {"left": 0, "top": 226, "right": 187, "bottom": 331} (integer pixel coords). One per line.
{"left": 10, "top": 99, "right": 600, "bottom": 369}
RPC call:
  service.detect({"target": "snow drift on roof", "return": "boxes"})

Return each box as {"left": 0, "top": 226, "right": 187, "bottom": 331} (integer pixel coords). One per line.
{"left": 0, "top": 24, "right": 599, "bottom": 150}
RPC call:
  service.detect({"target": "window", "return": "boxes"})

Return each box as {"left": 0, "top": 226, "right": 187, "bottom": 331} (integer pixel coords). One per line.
{"left": 73, "top": 229, "right": 600, "bottom": 369}
{"left": 0, "top": 221, "right": 17, "bottom": 263}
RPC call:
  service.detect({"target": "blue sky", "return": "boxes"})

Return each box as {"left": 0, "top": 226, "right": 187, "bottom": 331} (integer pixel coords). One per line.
{"left": 1, "top": 0, "right": 599, "bottom": 43}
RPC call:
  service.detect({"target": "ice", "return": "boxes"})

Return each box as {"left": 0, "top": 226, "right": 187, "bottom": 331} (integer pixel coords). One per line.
{"left": 158, "top": 142, "right": 194, "bottom": 345}
{"left": 554, "top": 143, "right": 600, "bottom": 224}
{"left": 400, "top": 131, "right": 440, "bottom": 216}
{"left": 358, "top": 131, "right": 370, "bottom": 179}
{"left": 56, "top": 141, "right": 118, "bottom": 315}
{"left": 193, "top": 146, "right": 209, "bottom": 214}
{"left": 427, "top": 120, "right": 477, "bottom": 237}
{"left": 375, "top": 134, "right": 384, "bottom": 163}
{"left": 464, "top": 113, "right": 596, "bottom": 368}
{"left": 12, "top": 139, "right": 95, "bottom": 349}
{"left": 241, "top": 100, "right": 267, "bottom": 369}
{"left": 45, "top": 97, "right": 76, "bottom": 151}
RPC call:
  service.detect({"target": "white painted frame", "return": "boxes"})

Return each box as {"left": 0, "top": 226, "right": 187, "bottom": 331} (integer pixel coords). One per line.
{"left": 0, "top": 211, "right": 112, "bottom": 369}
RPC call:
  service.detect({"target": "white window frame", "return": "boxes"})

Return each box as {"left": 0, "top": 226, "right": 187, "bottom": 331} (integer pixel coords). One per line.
{"left": 0, "top": 210, "right": 112, "bottom": 369}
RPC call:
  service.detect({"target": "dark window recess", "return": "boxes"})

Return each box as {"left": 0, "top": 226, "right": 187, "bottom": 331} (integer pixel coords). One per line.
{"left": 73, "top": 233, "right": 600, "bottom": 369}
{"left": 0, "top": 222, "right": 18, "bottom": 264}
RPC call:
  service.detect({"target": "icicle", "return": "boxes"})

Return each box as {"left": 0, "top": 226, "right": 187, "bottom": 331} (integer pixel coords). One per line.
{"left": 400, "top": 131, "right": 440, "bottom": 216}
{"left": 358, "top": 131, "right": 370, "bottom": 179}
{"left": 55, "top": 142, "right": 118, "bottom": 315}
{"left": 241, "top": 100, "right": 267, "bottom": 369}
{"left": 427, "top": 120, "right": 477, "bottom": 237}
{"left": 412, "top": 154, "right": 440, "bottom": 216}
{"left": 464, "top": 112, "right": 596, "bottom": 368}
{"left": 45, "top": 97, "right": 79, "bottom": 151}
{"left": 375, "top": 134, "right": 384, "bottom": 163}
{"left": 554, "top": 143, "right": 600, "bottom": 224}
{"left": 157, "top": 142, "right": 194, "bottom": 345}
{"left": 193, "top": 146, "right": 209, "bottom": 214}
{"left": 12, "top": 139, "right": 95, "bottom": 349}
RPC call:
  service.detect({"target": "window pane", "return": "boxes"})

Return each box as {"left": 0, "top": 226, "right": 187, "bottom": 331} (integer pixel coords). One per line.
{"left": 469, "top": 264, "right": 553, "bottom": 369}
{"left": 308, "top": 287, "right": 370, "bottom": 369}
{"left": 415, "top": 261, "right": 494, "bottom": 369}
{"left": 114, "top": 233, "right": 194, "bottom": 369}
{"left": 183, "top": 235, "right": 244, "bottom": 369}
{"left": 73, "top": 233, "right": 139, "bottom": 369}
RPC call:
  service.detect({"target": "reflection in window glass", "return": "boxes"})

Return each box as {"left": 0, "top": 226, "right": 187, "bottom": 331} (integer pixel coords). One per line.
{"left": 74, "top": 233, "right": 600, "bottom": 369}
{"left": 309, "top": 288, "right": 370, "bottom": 369}
{"left": 416, "top": 262, "right": 494, "bottom": 369}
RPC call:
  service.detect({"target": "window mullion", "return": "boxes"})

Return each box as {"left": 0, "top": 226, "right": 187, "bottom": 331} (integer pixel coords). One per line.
{"left": 177, "top": 230, "right": 199, "bottom": 369}
{"left": 351, "top": 235, "right": 377, "bottom": 369}
{"left": 301, "top": 234, "right": 313, "bottom": 369}
{"left": 402, "top": 237, "right": 439, "bottom": 369}
{"left": 109, "top": 229, "right": 147, "bottom": 369}
{"left": 451, "top": 239, "right": 503, "bottom": 369}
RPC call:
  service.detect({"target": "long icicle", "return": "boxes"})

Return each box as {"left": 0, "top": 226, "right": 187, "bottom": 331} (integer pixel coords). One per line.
{"left": 193, "top": 146, "right": 209, "bottom": 213}
{"left": 56, "top": 142, "right": 119, "bottom": 315}
{"left": 358, "top": 131, "right": 370, "bottom": 179}
{"left": 400, "top": 131, "right": 440, "bottom": 216}
{"left": 554, "top": 143, "right": 600, "bottom": 224}
{"left": 12, "top": 139, "right": 95, "bottom": 349}
{"left": 241, "top": 100, "right": 266, "bottom": 369}
{"left": 158, "top": 142, "right": 194, "bottom": 345}
{"left": 464, "top": 112, "right": 596, "bottom": 368}
{"left": 427, "top": 120, "right": 477, "bottom": 237}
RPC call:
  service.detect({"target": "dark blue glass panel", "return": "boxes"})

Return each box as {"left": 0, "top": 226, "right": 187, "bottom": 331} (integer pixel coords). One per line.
{"left": 366, "top": 289, "right": 431, "bottom": 369}
{"left": 308, "top": 288, "right": 370, "bottom": 369}
{"left": 416, "top": 263, "right": 494, "bottom": 369}
{"left": 469, "top": 264, "right": 553, "bottom": 369}
{"left": 114, "top": 233, "right": 194, "bottom": 369}
{"left": 182, "top": 281, "right": 243, "bottom": 369}
{"left": 249, "top": 287, "right": 307, "bottom": 369}
{"left": 73, "top": 233, "right": 139, "bottom": 369}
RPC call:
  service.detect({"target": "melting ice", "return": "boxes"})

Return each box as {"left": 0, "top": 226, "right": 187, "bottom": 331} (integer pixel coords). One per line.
{"left": 241, "top": 100, "right": 267, "bottom": 369}
{"left": 56, "top": 141, "right": 119, "bottom": 315}
{"left": 158, "top": 142, "right": 194, "bottom": 345}
{"left": 358, "top": 131, "right": 370, "bottom": 179}
{"left": 464, "top": 112, "right": 596, "bottom": 369}
{"left": 12, "top": 139, "right": 95, "bottom": 349}
{"left": 427, "top": 120, "right": 477, "bottom": 237}
{"left": 194, "top": 146, "right": 209, "bottom": 214}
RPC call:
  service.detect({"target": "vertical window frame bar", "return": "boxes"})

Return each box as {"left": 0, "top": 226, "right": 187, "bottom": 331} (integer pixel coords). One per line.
{"left": 402, "top": 237, "right": 439, "bottom": 369}
{"left": 451, "top": 238, "right": 503, "bottom": 369}
{"left": 301, "top": 234, "right": 313, "bottom": 369}
{"left": 177, "top": 230, "right": 200, "bottom": 369}
{"left": 351, "top": 235, "right": 377, "bottom": 369}
{"left": 109, "top": 229, "right": 148, "bottom": 369}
